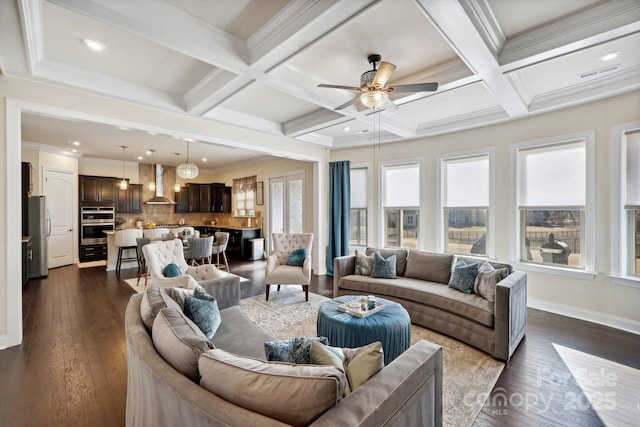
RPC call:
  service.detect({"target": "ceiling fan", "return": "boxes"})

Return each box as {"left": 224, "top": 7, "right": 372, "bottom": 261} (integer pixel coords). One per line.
{"left": 318, "top": 54, "right": 438, "bottom": 111}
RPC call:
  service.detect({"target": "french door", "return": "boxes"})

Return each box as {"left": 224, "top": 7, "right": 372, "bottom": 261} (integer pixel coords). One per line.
{"left": 269, "top": 172, "right": 304, "bottom": 238}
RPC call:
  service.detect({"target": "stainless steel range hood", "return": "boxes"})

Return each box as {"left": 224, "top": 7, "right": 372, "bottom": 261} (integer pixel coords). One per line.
{"left": 145, "top": 164, "right": 176, "bottom": 205}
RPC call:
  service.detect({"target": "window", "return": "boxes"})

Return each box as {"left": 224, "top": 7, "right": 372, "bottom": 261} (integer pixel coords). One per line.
{"left": 236, "top": 188, "right": 255, "bottom": 217}
{"left": 382, "top": 162, "right": 420, "bottom": 249}
{"left": 624, "top": 130, "right": 640, "bottom": 276}
{"left": 516, "top": 138, "right": 590, "bottom": 269}
{"left": 441, "top": 154, "right": 489, "bottom": 256}
{"left": 350, "top": 167, "right": 367, "bottom": 246}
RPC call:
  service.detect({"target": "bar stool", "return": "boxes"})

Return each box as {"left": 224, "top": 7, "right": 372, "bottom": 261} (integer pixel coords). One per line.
{"left": 115, "top": 229, "right": 143, "bottom": 275}
{"left": 136, "top": 237, "right": 151, "bottom": 287}
{"left": 143, "top": 227, "right": 170, "bottom": 239}
{"left": 212, "top": 231, "right": 230, "bottom": 272}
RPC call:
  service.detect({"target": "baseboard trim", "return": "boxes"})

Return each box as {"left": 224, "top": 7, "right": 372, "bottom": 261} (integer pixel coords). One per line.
{"left": 528, "top": 298, "right": 640, "bottom": 335}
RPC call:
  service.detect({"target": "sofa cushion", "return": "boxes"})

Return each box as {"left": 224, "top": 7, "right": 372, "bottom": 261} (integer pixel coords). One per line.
{"left": 355, "top": 250, "right": 374, "bottom": 276}
{"left": 140, "top": 285, "right": 182, "bottom": 330}
{"left": 405, "top": 251, "right": 454, "bottom": 284}
{"left": 366, "top": 247, "right": 408, "bottom": 277}
{"left": 339, "top": 275, "right": 494, "bottom": 327}
{"left": 183, "top": 294, "right": 221, "bottom": 340}
{"left": 265, "top": 336, "right": 329, "bottom": 364}
{"left": 212, "top": 306, "right": 275, "bottom": 359}
{"left": 371, "top": 252, "right": 397, "bottom": 279}
{"left": 310, "top": 341, "right": 384, "bottom": 396}
{"left": 448, "top": 259, "right": 479, "bottom": 294}
{"left": 170, "top": 286, "right": 196, "bottom": 309}
{"left": 152, "top": 308, "right": 214, "bottom": 382}
{"left": 199, "top": 349, "right": 346, "bottom": 427}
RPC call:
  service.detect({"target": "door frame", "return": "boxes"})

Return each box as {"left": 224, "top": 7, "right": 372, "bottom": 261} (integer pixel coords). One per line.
{"left": 266, "top": 170, "right": 305, "bottom": 253}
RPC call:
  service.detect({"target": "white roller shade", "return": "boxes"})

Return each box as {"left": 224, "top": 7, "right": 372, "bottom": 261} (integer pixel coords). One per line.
{"left": 350, "top": 168, "right": 367, "bottom": 209}
{"left": 383, "top": 164, "right": 419, "bottom": 207}
{"left": 443, "top": 156, "right": 489, "bottom": 208}
{"left": 626, "top": 132, "right": 640, "bottom": 207}
{"left": 518, "top": 140, "right": 585, "bottom": 207}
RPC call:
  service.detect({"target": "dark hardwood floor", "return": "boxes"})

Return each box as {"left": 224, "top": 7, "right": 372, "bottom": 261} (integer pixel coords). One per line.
{"left": 1, "top": 257, "right": 638, "bottom": 426}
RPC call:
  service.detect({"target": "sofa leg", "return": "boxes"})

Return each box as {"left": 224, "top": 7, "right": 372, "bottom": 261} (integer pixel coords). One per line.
{"left": 265, "top": 284, "right": 270, "bottom": 300}
{"left": 303, "top": 285, "right": 308, "bottom": 301}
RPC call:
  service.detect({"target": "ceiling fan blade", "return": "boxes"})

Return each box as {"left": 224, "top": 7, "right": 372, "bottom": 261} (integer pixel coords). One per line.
{"left": 372, "top": 61, "right": 396, "bottom": 87}
{"left": 334, "top": 97, "right": 360, "bottom": 111}
{"left": 318, "top": 84, "right": 362, "bottom": 91}
{"left": 391, "top": 82, "right": 438, "bottom": 93}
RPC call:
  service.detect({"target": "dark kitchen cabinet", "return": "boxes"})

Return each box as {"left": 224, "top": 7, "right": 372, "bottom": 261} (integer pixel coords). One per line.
{"left": 187, "top": 184, "right": 211, "bottom": 213}
{"left": 79, "top": 244, "right": 107, "bottom": 262}
{"left": 212, "top": 183, "right": 232, "bottom": 213}
{"left": 175, "top": 188, "right": 189, "bottom": 213}
{"left": 80, "top": 176, "right": 116, "bottom": 205}
{"left": 116, "top": 183, "right": 143, "bottom": 213}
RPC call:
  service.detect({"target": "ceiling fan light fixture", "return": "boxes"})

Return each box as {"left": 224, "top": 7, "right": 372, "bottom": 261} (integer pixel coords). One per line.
{"left": 360, "top": 90, "right": 388, "bottom": 109}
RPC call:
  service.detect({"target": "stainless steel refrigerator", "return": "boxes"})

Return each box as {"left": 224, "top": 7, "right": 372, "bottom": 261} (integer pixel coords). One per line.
{"left": 28, "top": 196, "right": 49, "bottom": 278}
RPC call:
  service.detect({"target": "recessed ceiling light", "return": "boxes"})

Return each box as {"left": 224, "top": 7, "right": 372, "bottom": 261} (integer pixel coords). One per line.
{"left": 343, "top": 126, "right": 351, "bottom": 131}
{"left": 146, "top": 150, "right": 152, "bottom": 155}
{"left": 83, "top": 38, "right": 105, "bottom": 51}
{"left": 71, "top": 149, "right": 78, "bottom": 153}
{"left": 71, "top": 140, "right": 81, "bottom": 146}
{"left": 137, "top": 156, "right": 143, "bottom": 160}
{"left": 600, "top": 51, "right": 619, "bottom": 61}
{"left": 202, "top": 158, "right": 207, "bottom": 162}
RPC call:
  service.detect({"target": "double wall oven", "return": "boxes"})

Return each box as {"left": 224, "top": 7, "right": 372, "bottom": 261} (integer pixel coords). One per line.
{"left": 80, "top": 207, "right": 114, "bottom": 245}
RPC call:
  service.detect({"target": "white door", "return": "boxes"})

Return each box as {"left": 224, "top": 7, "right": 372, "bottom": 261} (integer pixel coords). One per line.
{"left": 268, "top": 173, "right": 304, "bottom": 248}
{"left": 44, "top": 169, "right": 75, "bottom": 268}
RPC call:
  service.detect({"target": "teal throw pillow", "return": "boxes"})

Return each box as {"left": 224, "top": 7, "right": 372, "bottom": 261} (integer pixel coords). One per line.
{"left": 163, "top": 263, "right": 182, "bottom": 278}
{"left": 264, "top": 336, "right": 329, "bottom": 364}
{"left": 183, "top": 291, "right": 221, "bottom": 340}
{"left": 371, "top": 252, "right": 397, "bottom": 279}
{"left": 448, "top": 259, "right": 479, "bottom": 294}
{"left": 287, "top": 248, "right": 307, "bottom": 266}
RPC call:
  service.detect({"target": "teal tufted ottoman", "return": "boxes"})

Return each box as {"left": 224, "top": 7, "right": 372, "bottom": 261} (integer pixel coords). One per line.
{"left": 316, "top": 295, "right": 411, "bottom": 365}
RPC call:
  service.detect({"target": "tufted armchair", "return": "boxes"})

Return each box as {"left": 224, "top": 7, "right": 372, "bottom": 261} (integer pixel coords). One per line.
{"left": 265, "top": 233, "right": 314, "bottom": 301}
{"left": 143, "top": 238, "right": 227, "bottom": 290}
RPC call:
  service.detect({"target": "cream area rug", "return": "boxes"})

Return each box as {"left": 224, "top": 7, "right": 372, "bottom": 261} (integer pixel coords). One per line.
{"left": 123, "top": 274, "right": 248, "bottom": 293}
{"left": 240, "top": 287, "right": 504, "bottom": 427}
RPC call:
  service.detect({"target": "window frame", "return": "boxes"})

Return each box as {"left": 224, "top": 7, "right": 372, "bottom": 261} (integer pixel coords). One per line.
{"left": 349, "top": 165, "right": 370, "bottom": 248}
{"left": 437, "top": 149, "right": 495, "bottom": 258}
{"left": 379, "top": 158, "right": 423, "bottom": 250}
{"left": 511, "top": 131, "right": 595, "bottom": 279}
{"left": 611, "top": 121, "right": 640, "bottom": 287}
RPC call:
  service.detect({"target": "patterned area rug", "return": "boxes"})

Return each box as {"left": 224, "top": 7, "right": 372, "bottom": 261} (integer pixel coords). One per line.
{"left": 240, "top": 288, "right": 504, "bottom": 427}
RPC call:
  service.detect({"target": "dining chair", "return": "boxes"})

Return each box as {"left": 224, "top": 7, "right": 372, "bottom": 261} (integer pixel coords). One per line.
{"left": 186, "top": 236, "right": 214, "bottom": 266}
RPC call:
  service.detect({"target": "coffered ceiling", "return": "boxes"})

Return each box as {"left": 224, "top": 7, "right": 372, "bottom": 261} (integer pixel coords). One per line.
{"left": 1, "top": 0, "right": 639, "bottom": 168}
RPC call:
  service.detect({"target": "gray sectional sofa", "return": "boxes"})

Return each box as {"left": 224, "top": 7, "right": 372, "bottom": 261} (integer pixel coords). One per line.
{"left": 334, "top": 248, "right": 527, "bottom": 362}
{"left": 125, "top": 274, "right": 444, "bottom": 427}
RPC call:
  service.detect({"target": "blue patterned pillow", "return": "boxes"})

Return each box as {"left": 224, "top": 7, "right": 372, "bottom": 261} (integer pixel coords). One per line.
{"left": 371, "top": 252, "right": 397, "bottom": 279}
{"left": 183, "top": 294, "right": 221, "bottom": 340}
{"left": 264, "top": 336, "right": 329, "bottom": 364}
{"left": 163, "top": 263, "right": 182, "bottom": 277}
{"left": 287, "top": 248, "right": 307, "bottom": 266}
{"left": 448, "top": 259, "right": 479, "bottom": 294}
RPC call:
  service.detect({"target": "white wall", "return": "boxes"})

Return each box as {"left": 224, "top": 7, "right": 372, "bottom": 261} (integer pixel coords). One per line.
{"left": 331, "top": 90, "right": 640, "bottom": 333}
{"left": 79, "top": 157, "right": 139, "bottom": 183}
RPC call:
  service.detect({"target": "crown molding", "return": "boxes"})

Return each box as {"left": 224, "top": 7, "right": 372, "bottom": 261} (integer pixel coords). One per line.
{"left": 459, "top": 0, "right": 505, "bottom": 55}
{"left": 22, "top": 140, "right": 83, "bottom": 158}
{"left": 184, "top": 68, "right": 240, "bottom": 115}
{"left": 17, "top": 0, "right": 43, "bottom": 73}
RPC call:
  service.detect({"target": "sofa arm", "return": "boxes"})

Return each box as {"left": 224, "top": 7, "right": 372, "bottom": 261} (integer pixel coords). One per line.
{"left": 494, "top": 270, "right": 527, "bottom": 362}
{"left": 265, "top": 254, "right": 278, "bottom": 276}
{"left": 312, "top": 340, "right": 443, "bottom": 427}
{"left": 333, "top": 255, "right": 356, "bottom": 297}
{"left": 198, "top": 275, "right": 241, "bottom": 310}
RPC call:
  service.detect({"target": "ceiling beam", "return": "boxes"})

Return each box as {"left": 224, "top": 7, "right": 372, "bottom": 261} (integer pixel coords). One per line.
{"left": 415, "top": 0, "right": 528, "bottom": 117}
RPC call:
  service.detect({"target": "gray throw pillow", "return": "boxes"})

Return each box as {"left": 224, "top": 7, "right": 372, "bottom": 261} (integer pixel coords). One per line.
{"left": 366, "top": 247, "right": 408, "bottom": 276}
{"left": 371, "top": 252, "right": 397, "bottom": 279}
{"left": 264, "top": 336, "right": 329, "bottom": 364}
{"left": 476, "top": 267, "right": 509, "bottom": 302}
{"left": 183, "top": 290, "right": 221, "bottom": 340}
{"left": 405, "top": 251, "right": 454, "bottom": 284}
{"left": 448, "top": 259, "right": 479, "bottom": 294}
{"left": 354, "top": 250, "right": 374, "bottom": 276}
{"left": 140, "top": 285, "right": 182, "bottom": 330}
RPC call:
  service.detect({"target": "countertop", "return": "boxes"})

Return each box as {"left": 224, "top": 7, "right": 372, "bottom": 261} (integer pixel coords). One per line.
{"left": 106, "top": 226, "right": 261, "bottom": 233}
{"left": 22, "top": 236, "right": 31, "bottom": 242}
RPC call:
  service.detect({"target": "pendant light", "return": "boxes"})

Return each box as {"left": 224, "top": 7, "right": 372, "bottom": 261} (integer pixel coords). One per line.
{"left": 174, "top": 153, "right": 181, "bottom": 192}
{"left": 177, "top": 139, "right": 199, "bottom": 179}
{"left": 148, "top": 149, "right": 156, "bottom": 192}
{"left": 119, "top": 145, "right": 128, "bottom": 190}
